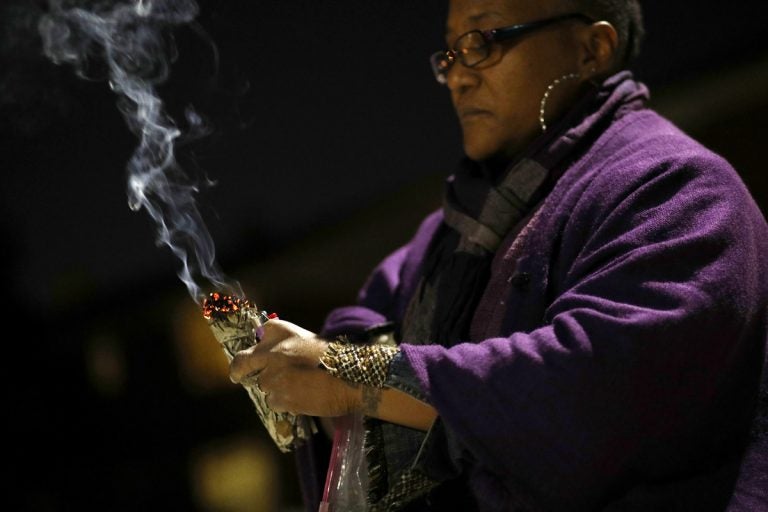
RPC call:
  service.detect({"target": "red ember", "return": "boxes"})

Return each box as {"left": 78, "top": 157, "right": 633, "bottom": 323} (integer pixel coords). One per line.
{"left": 201, "top": 292, "right": 251, "bottom": 320}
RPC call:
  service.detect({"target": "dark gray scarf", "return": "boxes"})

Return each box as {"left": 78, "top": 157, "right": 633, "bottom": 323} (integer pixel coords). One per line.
{"left": 401, "top": 156, "right": 551, "bottom": 347}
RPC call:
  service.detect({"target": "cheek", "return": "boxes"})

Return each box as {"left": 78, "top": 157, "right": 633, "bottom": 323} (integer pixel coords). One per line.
{"left": 481, "top": 56, "right": 535, "bottom": 122}
{"left": 483, "top": 75, "right": 544, "bottom": 151}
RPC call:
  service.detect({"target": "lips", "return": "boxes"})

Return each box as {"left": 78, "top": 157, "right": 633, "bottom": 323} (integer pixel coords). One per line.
{"left": 459, "top": 107, "right": 493, "bottom": 120}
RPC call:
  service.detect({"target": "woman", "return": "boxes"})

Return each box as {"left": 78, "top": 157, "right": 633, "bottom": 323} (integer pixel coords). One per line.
{"left": 230, "top": 0, "right": 768, "bottom": 510}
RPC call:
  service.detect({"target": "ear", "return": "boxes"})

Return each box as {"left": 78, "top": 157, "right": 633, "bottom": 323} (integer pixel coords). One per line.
{"left": 576, "top": 21, "right": 619, "bottom": 78}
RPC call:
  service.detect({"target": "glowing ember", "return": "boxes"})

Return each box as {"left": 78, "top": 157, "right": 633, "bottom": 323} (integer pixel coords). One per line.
{"left": 201, "top": 292, "right": 252, "bottom": 320}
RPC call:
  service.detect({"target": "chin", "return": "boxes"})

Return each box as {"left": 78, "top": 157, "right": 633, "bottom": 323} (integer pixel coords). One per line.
{"left": 462, "top": 138, "right": 498, "bottom": 162}
{"left": 461, "top": 127, "right": 518, "bottom": 162}
{"left": 464, "top": 134, "right": 529, "bottom": 164}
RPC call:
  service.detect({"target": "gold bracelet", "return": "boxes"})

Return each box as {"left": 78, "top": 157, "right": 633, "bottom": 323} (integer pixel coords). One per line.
{"left": 319, "top": 341, "right": 399, "bottom": 388}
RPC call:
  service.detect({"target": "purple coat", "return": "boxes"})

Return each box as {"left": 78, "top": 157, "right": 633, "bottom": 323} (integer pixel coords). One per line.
{"left": 316, "top": 82, "right": 768, "bottom": 511}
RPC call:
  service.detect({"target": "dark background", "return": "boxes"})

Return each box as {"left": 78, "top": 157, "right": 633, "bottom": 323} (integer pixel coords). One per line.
{"left": 2, "top": 1, "right": 767, "bottom": 510}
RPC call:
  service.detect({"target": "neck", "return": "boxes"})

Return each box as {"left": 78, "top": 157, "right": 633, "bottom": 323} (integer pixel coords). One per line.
{"left": 478, "top": 155, "right": 511, "bottom": 182}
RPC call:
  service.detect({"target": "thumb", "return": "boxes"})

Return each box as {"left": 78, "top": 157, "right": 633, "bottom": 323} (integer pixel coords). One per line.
{"left": 229, "top": 344, "right": 266, "bottom": 384}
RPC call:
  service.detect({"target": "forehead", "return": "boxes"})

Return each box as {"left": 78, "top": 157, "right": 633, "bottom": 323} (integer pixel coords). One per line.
{"left": 446, "top": 0, "right": 561, "bottom": 31}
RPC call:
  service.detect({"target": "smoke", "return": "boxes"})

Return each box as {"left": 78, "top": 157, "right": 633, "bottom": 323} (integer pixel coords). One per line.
{"left": 38, "top": 0, "right": 240, "bottom": 303}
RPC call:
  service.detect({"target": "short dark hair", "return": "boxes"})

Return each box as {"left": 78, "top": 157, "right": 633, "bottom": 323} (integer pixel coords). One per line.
{"left": 562, "top": 0, "right": 644, "bottom": 69}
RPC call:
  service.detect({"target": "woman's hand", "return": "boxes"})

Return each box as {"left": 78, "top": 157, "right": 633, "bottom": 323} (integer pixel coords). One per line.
{"left": 229, "top": 319, "right": 361, "bottom": 417}
{"left": 230, "top": 318, "right": 438, "bottom": 430}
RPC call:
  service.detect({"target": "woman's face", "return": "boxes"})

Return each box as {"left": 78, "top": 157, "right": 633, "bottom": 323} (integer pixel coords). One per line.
{"left": 445, "top": 0, "right": 587, "bottom": 162}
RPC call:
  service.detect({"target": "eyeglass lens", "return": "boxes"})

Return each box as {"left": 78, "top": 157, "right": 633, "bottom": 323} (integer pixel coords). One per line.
{"left": 431, "top": 31, "right": 491, "bottom": 84}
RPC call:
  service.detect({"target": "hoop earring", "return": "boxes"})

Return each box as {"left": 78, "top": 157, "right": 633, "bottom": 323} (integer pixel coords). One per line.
{"left": 539, "top": 72, "right": 580, "bottom": 132}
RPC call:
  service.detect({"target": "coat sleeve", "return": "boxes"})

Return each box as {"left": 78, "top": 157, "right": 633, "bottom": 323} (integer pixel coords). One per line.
{"left": 320, "top": 210, "right": 443, "bottom": 339}
{"left": 399, "top": 151, "right": 768, "bottom": 509}
{"left": 319, "top": 244, "right": 408, "bottom": 338}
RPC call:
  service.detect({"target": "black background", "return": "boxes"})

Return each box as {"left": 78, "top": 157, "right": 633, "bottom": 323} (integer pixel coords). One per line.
{"left": 2, "top": 1, "right": 767, "bottom": 510}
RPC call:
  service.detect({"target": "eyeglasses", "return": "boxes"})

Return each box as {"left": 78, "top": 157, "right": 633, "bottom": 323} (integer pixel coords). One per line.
{"left": 430, "top": 13, "right": 595, "bottom": 85}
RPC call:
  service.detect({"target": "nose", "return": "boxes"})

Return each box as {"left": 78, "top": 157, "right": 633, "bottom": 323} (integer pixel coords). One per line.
{"left": 445, "top": 61, "right": 479, "bottom": 96}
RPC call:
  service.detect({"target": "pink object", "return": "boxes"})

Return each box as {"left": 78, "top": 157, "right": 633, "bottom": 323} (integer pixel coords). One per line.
{"left": 319, "top": 417, "right": 346, "bottom": 512}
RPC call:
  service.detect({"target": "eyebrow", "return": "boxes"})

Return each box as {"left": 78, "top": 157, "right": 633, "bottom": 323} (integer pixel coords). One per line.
{"left": 445, "top": 11, "right": 506, "bottom": 40}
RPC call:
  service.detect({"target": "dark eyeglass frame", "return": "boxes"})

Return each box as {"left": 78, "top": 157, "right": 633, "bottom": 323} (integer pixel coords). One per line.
{"left": 430, "top": 12, "right": 595, "bottom": 84}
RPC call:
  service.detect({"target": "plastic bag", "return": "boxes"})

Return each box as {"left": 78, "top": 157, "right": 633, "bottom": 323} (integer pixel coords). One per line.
{"left": 319, "top": 411, "right": 369, "bottom": 512}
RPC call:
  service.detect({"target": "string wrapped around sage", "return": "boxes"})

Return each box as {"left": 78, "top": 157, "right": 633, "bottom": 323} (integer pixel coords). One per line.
{"left": 202, "top": 292, "right": 316, "bottom": 452}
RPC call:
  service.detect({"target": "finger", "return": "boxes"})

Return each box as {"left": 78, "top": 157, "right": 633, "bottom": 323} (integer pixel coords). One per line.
{"left": 265, "top": 391, "right": 292, "bottom": 415}
{"left": 258, "top": 319, "right": 295, "bottom": 346}
{"left": 257, "top": 371, "right": 284, "bottom": 413}
{"left": 260, "top": 319, "right": 318, "bottom": 346}
{"left": 264, "top": 391, "right": 286, "bottom": 413}
{"left": 258, "top": 367, "right": 298, "bottom": 414}
{"left": 229, "top": 345, "right": 268, "bottom": 383}
{"left": 262, "top": 367, "right": 329, "bottom": 416}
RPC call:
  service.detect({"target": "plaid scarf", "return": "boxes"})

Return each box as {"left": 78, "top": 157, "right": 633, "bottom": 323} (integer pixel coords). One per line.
{"left": 364, "top": 156, "right": 557, "bottom": 512}
{"left": 400, "top": 155, "right": 552, "bottom": 348}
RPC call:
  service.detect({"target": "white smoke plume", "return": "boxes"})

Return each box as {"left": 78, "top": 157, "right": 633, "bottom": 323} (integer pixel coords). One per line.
{"left": 38, "top": 0, "right": 240, "bottom": 302}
